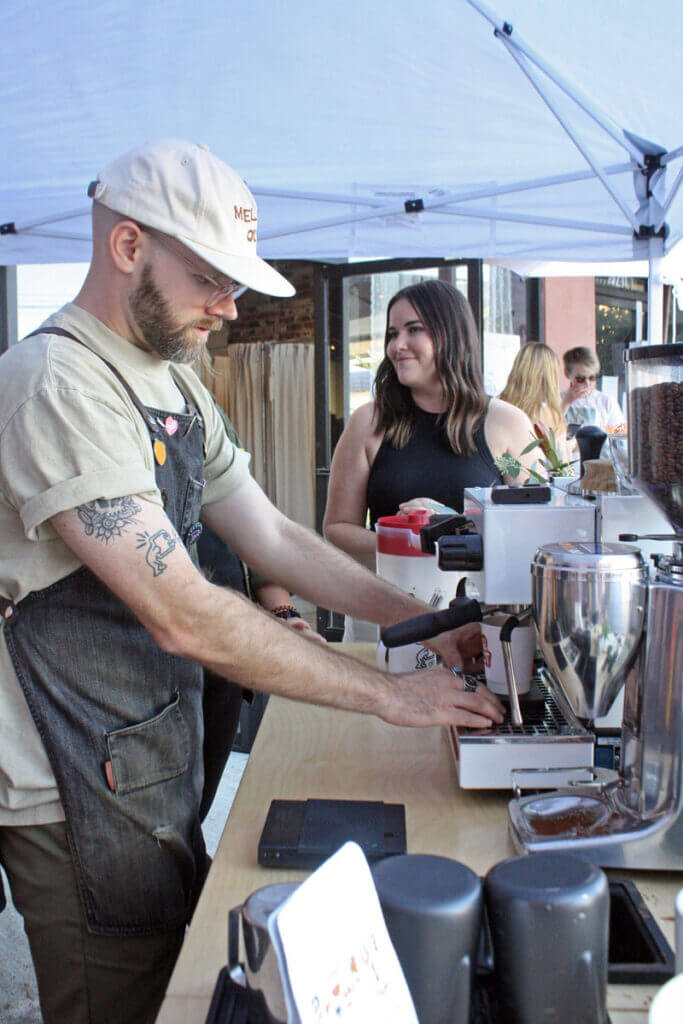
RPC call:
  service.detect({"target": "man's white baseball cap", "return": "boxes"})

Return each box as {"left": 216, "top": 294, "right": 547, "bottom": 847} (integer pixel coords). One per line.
{"left": 88, "top": 138, "right": 294, "bottom": 298}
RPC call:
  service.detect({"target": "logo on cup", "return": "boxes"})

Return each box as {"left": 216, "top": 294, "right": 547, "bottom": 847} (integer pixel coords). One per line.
{"left": 481, "top": 635, "right": 492, "bottom": 668}
{"left": 416, "top": 646, "right": 438, "bottom": 670}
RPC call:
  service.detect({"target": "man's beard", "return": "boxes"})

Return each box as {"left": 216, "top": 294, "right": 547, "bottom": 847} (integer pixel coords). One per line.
{"left": 129, "top": 264, "right": 222, "bottom": 364}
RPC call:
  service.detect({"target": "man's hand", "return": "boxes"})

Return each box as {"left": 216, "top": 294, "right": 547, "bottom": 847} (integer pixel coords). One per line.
{"left": 382, "top": 666, "right": 504, "bottom": 729}
{"left": 427, "top": 621, "right": 484, "bottom": 673}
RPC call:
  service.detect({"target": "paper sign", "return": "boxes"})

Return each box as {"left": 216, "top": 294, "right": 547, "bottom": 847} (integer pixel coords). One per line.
{"left": 268, "top": 842, "right": 418, "bottom": 1024}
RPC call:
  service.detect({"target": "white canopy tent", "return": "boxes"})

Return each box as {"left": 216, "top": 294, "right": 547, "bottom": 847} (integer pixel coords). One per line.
{"left": 2, "top": 0, "right": 682, "bottom": 342}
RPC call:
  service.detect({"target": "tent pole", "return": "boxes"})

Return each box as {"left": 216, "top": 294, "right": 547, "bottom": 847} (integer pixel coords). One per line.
{"left": 467, "top": 0, "right": 643, "bottom": 163}
{"left": 13, "top": 208, "right": 89, "bottom": 232}
{"left": 16, "top": 230, "right": 91, "bottom": 243}
{"left": 647, "top": 236, "right": 665, "bottom": 346}
{"left": 499, "top": 36, "right": 639, "bottom": 231}
{"left": 655, "top": 164, "right": 683, "bottom": 233}
{"left": 262, "top": 190, "right": 632, "bottom": 243}
{"left": 255, "top": 164, "right": 631, "bottom": 208}
{"left": 438, "top": 205, "right": 631, "bottom": 235}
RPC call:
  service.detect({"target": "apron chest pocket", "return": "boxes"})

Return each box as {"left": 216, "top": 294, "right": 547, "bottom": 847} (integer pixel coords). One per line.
{"left": 105, "top": 692, "right": 190, "bottom": 796}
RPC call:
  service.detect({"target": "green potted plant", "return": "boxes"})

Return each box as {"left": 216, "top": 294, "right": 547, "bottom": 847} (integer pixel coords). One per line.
{"left": 496, "top": 425, "right": 577, "bottom": 483}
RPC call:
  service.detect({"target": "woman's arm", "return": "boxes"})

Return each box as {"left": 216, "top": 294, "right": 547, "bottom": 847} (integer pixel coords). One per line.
{"left": 323, "top": 402, "right": 382, "bottom": 571}
{"left": 484, "top": 399, "right": 548, "bottom": 481}
{"left": 253, "top": 580, "right": 326, "bottom": 644}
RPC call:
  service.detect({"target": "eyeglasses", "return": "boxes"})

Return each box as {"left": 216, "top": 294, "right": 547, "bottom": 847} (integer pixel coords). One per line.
{"left": 573, "top": 374, "right": 598, "bottom": 384}
{"left": 139, "top": 225, "right": 247, "bottom": 305}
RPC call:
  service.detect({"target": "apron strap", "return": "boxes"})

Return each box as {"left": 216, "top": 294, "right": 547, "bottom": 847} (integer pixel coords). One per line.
{"left": 25, "top": 327, "right": 160, "bottom": 432}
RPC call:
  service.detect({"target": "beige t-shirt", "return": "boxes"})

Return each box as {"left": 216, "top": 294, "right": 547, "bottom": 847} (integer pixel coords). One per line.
{"left": 0, "top": 303, "right": 251, "bottom": 824}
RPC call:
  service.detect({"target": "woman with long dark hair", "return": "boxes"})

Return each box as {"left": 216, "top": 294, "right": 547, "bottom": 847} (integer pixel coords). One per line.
{"left": 324, "top": 279, "right": 538, "bottom": 570}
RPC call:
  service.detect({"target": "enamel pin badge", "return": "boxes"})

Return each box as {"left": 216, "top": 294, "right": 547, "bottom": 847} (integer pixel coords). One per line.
{"left": 153, "top": 439, "right": 167, "bottom": 466}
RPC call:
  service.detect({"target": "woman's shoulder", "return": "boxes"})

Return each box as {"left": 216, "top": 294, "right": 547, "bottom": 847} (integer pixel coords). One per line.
{"left": 331, "top": 401, "right": 384, "bottom": 469}
{"left": 486, "top": 397, "right": 532, "bottom": 430}
{"left": 484, "top": 398, "right": 534, "bottom": 457}
{"left": 345, "top": 400, "right": 380, "bottom": 435}
{"left": 338, "top": 401, "right": 384, "bottom": 454}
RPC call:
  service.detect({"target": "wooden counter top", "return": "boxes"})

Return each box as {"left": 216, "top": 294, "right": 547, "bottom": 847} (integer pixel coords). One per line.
{"left": 157, "top": 643, "right": 681, "bottom": 1024}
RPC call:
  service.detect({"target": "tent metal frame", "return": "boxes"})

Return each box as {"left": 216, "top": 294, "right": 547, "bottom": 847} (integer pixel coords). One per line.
{"left": 3, "top": 1, "right": 681, "bottom": 344}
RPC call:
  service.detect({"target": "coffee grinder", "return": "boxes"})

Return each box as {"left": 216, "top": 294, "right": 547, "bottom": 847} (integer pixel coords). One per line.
{"left": 509, "top": 342, "right": 682, "bottom": 869}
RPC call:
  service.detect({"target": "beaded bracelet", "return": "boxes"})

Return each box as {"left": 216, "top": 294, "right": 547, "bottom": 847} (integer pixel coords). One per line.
{"left": 271, "top": 604, "right": 301, "bottom": 620}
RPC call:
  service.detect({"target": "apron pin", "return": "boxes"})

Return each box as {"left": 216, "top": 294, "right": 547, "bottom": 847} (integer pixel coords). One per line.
{"left": 153, "top": 439, "right": 167, "bottom": 466}
{"left": 186, "top": 522, "right": 203, "bottom": 545}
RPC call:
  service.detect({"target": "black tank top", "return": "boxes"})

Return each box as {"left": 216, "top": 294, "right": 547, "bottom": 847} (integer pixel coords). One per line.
{"left": 367, "top": 407, "right": 502, "bottom": 527}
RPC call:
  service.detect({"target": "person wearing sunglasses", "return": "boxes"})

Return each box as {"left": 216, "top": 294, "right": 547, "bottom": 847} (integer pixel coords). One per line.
{"left": 561, "top": 345, "right": 626, "bottom": 432}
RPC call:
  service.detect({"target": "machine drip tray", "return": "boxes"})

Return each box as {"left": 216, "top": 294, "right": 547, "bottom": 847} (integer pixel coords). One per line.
{"left": 607, "top": 879, "right": 675, "bottom": 983}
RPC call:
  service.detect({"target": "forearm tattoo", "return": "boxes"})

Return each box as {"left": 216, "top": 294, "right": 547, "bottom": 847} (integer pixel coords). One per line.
{"left": 77, "top": 497, "right": 142, "bottom": 542}
{"left": 136, "top": 529, "right": 177, "bottom": 577}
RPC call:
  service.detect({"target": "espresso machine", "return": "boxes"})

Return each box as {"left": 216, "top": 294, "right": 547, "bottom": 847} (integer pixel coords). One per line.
{"left": 382, "top": 487, "right": 609, "bottom": 791}
{"left": 381, "top": 345, "right": 681, "bottom": 869}
{"left": 508, "top": 342, "right": 682, "bottom": 869}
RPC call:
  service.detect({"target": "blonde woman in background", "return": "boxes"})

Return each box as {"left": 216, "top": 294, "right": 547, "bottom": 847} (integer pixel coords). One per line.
{"left": 499, "top": 342, "right": 573, "bottom": 464}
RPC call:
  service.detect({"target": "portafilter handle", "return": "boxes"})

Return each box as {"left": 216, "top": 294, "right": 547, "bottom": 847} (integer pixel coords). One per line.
{"left": 380, "top": 596, "right": 482, "bottom": 649}
{"left": 619, "top": 533, "right": 679, "bottom": 542}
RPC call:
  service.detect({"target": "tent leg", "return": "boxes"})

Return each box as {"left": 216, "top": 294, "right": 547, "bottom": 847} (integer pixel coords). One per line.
{"left": 647, "top": 236, "right": 665, "bottom": 346}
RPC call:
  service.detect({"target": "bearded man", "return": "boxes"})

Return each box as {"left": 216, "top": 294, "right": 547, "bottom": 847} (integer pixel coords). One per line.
{"left": 0, "top": 139, "right": 502, "bottom": 1024}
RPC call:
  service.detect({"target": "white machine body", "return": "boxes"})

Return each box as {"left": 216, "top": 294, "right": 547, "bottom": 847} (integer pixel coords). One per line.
{"left": 461, "top": 488, "right": 596, "bottom": 605}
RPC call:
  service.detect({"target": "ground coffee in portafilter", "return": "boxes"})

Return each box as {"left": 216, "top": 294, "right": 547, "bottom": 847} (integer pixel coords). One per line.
{"left": 630, "top": 382, "right": 683, "bottom": 531}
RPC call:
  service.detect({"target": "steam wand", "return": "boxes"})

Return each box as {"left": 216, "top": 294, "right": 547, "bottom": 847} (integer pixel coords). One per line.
{"left": 500, "top": 608, "right": 534, "bottom": 727}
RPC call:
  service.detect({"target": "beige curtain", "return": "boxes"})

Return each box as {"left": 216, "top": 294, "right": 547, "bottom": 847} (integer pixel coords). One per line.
{"left": 207, "top": 343, "right": 315, "bottom": 528}
{"left": 269, "top": 343, "right": 315, "bottom": 530}
{"left": 210, "top": 346, "right": 268, "bottom": 490}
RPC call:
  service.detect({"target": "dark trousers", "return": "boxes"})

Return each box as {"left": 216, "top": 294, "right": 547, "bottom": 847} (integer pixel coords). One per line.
{"left": 0, "top": 822, "right": 185, "bottom": 1024}
{"left": 200, "top": 671, "right": 244, "bottom": 822}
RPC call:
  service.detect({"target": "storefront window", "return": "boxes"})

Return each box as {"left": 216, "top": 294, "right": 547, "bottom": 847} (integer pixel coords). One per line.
{"left": 595, "top": 276, "right": 647, "bottom": 406}
{"left": 481, "top": 265, "right": 527, "bottom": 396}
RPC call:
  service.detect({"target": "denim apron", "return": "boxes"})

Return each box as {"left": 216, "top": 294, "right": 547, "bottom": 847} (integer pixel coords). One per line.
{"left": 1, "top": 328, "right": 209, "bottom": 936}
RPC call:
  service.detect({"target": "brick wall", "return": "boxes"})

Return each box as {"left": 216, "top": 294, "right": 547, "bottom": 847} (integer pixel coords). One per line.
{"left": 208, "top": 261, "right": 316, "bottom": 353}
{"left": 542, "top": 277, "right": 596, "bottom": 386}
